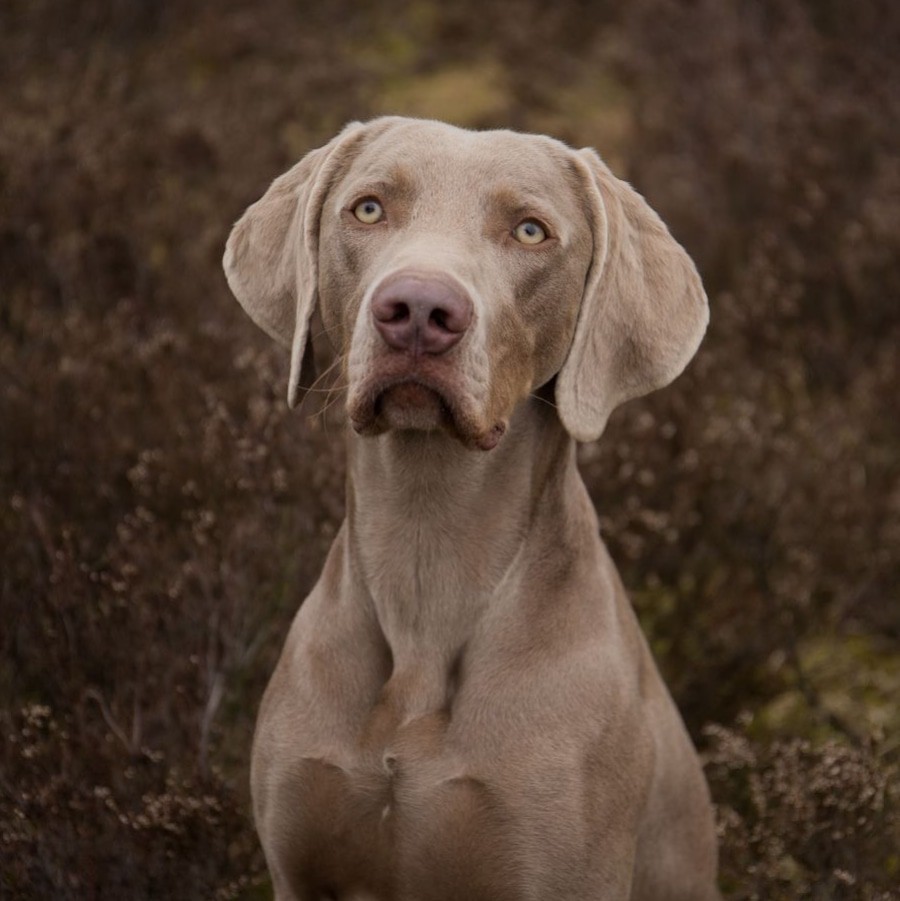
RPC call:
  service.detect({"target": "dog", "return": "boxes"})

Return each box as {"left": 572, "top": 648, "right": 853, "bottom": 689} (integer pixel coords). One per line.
{"left": 224, "top": 116, "right": 720, "bottom": 901}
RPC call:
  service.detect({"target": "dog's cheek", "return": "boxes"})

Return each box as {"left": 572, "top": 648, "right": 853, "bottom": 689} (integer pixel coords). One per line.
{"left": 516, "top": 265, "right": 582, "bottom": 390}
{"left": 317, "top": 241, "right": 366, "bottom": 354}
{"left": 486, "top": 304, "right": 536, "bottom": 421}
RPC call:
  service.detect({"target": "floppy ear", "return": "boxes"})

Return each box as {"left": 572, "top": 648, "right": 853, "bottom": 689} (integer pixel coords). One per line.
{"left": 223, "top": 122, "right": 365, "bottom": 408}
{"left": 556, "top": 149, "right": 709, "bottom": 441}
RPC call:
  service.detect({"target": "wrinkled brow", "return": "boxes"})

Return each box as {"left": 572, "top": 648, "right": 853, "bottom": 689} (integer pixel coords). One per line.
{"left": 339, "top": 162, "right": 418, "bottom": 206}
{"left": 488, "top": 184, "right": 563, "bottom": 224}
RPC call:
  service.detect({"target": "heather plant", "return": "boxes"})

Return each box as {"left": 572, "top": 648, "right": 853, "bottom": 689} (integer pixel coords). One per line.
{"left": 581, "top": 0, "right": 900, "bottom": 729}
{"left": 1, "top": 703, "right": 264, "bottom": 899}
{"left": 705, "top": 725, "right": 899, "bottom": 898}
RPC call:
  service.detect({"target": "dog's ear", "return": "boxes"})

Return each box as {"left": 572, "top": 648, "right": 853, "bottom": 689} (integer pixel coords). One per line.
{"left": 223, "top": 122, "right": 366, "bottom": 407}
{"left": 556, "top": 149, "right": 709, "bottom": 442}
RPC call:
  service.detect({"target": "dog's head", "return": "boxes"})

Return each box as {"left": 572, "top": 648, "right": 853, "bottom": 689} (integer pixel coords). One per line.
{"left": 224, "top": 117, "right": 708, "bottom": 449}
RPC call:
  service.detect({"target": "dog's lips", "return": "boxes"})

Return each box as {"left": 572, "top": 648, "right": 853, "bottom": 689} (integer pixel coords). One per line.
{"left": 477, "top": 421, "right": 506, "bottom": 451}
{"left": 374, "top": 381, "right": 450, "bottom": 431}
{"left": 350, "top": 372, "right": 506, "bottom": 451}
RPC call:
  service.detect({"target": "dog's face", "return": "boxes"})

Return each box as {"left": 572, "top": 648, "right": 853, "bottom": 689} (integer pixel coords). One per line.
{"left": 224, "top": 117, "right": 708, "bottom": 447}
{"left": 319, "top": 121, "right": 592, "bottom": 450}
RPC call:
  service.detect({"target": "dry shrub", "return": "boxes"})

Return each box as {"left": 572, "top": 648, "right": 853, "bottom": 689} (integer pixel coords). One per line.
{"left": 705, "top": 725, "right": 900, "bottom": 899}
{"left": 575, "top": 0, "right": 900, "bottom": 727}
{"left": 1, "top": 3, "right": 356, "bottom": 896}
{"left": 1, "top": 704, "right": 261, "bottom": 900}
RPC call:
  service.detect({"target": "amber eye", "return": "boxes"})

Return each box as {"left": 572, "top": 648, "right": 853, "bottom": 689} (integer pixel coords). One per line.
{"left": 513, "top": 219, "right": 547, "bottom": 245}
{"left": 353, "top": 198, "right": 384, "bottom": 224}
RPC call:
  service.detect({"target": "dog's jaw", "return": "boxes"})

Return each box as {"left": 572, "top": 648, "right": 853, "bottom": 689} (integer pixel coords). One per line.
{"left": 348, "top": 369, "right": 508, "bottom": 452}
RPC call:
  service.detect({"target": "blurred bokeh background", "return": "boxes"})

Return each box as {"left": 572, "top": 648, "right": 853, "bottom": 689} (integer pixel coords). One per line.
{"left": 1, "top": 0, "right": 898, "bottom": 897}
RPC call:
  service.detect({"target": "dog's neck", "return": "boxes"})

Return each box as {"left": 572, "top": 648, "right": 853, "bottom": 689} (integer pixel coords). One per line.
{"left": 344, "top": 398, "right": 595, "bottom": 717}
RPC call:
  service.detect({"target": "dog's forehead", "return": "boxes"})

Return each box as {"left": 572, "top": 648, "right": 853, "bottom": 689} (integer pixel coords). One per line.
{"left": 344, "top": 120, "right": 580, "bottom": 205}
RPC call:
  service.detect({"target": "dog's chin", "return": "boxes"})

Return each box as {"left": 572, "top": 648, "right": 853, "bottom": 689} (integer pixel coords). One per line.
{"left": 349, "top": 380, "right": 507, "bottom": 451}
{"left": 377, "top": 382, "right": 448, "bottom": 432}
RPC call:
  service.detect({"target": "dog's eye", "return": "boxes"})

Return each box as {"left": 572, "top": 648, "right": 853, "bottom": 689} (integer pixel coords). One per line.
{"left": 513, "top": 219, "right": 547, "bottom": 245}
{"left": 353, "top": 199, "right": 384, "bottom": 224}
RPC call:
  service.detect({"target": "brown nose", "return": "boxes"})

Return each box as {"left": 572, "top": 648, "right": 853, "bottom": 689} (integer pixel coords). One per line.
{"left": 371, "top": 273, "right": 473, "bottom": 356}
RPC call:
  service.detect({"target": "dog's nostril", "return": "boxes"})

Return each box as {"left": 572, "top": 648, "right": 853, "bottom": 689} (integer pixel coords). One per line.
{"left": 375, "top": 300, "right": 410, "bottom": 324}
{"left": 430, "top": 308, "right": 448, "bottom": 331}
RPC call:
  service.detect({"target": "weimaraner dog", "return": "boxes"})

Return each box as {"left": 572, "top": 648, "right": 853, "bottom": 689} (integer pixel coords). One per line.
{"left": 224, "top": 116, "right": 720, "bottom": 901}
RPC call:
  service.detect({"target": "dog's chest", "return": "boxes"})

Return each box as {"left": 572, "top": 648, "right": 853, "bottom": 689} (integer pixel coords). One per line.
{"left": 276, "top": 708, "right": 526, "bottom": 901}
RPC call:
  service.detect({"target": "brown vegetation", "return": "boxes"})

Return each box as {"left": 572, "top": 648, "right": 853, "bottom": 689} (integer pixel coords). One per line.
{"left": 1, "top": 0, "right": 898, "bottom": 897}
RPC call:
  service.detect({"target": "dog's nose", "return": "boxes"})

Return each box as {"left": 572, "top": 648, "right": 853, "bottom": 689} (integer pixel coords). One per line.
{"left": 371, "top": 274, "right": 472, "bottom": 356}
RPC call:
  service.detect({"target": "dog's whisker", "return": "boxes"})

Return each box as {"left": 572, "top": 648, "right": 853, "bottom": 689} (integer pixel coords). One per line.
{"left": 311, "top": 322, "right": 343, "bottom": 343}
{"left": 302, "top": 382, "right": 349, "bottom": 395}
{"left": 306, "top": 354, "right": 344, "bottom": 394}
{"left": 528, "top": 392, "right": 559, "bottom": 410}
{"left": 316, "top": 386, "right": 348, "bottom": 419}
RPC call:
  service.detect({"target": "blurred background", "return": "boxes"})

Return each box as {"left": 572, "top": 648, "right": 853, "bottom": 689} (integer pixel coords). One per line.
{"left": 1, "top": 0, "right": 898, "bottom": 897}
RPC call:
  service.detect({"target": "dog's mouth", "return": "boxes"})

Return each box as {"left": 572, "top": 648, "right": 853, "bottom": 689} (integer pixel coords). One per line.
{"left": 375, "top": 380, "right": 451, "bottom": 431}
{"left": 349, "top": 375, "right": 506, "bottom": 451}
